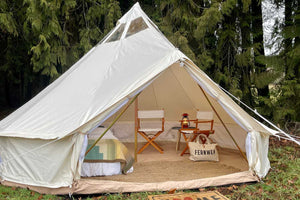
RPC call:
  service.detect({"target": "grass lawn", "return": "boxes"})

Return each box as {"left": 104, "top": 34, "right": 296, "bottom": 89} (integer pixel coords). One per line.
{"left": 0, "top": 110, "right": 299, "bottom": 199}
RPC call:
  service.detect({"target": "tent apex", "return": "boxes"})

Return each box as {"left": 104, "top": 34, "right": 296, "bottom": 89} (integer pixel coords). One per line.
{"left": 118, "top": 2, "right": 147, "bottom": 24}
{"left": 132, "top": 2, "right": 141, "bottom": 8}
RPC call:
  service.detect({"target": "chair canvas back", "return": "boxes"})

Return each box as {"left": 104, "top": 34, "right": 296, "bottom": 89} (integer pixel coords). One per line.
{"left": 138, "top": 110, "right": 164, "bottom": 119}
{"left": 137, "top": 110, "right": 165, "bottom": 132}
{"left": 196, "top": 111, "right": 214, "bottom": 131}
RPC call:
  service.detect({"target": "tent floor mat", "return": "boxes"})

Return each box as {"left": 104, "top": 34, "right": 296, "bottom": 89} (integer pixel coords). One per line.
{"left": 84, "top": 142, "right": 249, "bottom": 183}
{"left": 73, "top": 142, "right": 257, "bottom": 194}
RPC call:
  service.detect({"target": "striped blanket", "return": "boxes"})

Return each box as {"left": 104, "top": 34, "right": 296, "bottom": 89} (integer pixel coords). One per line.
{"left": 84, "top": 139, "right": 134, "bottom": 174}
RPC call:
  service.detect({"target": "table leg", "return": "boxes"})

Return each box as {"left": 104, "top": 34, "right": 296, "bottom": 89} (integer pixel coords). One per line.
{"left": 176, "top": 131, "right": 181, "bottom": 152}
{"left": 180, "top": 133, "right": 198, "bottom": 156}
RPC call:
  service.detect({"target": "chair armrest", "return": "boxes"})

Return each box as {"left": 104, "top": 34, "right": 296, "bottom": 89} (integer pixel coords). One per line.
{"left": 178, "top": 119, "right": 198, "bottom": 122}
{"left": 194, "top": 120, "right": 213, "bottom": 123}
{"left": 194, "top": 130, "right": 215, "bottom": 136}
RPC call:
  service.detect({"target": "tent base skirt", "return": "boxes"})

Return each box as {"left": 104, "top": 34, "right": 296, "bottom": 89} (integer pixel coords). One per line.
{"left": 0, "top": 143, "right": 259, "bottom": 194}
{"left": 0, "top": 171, "right": 258, "bottom": 195}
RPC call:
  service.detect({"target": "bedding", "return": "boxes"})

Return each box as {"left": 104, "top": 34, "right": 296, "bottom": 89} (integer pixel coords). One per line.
{"left": 84, "top": 138, "right": 134, "bottom": 174}
{"left": 81, "top": 128, "right": 134, "bottom": 177}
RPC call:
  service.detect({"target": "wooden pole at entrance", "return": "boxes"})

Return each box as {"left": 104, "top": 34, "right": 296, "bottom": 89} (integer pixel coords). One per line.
{"left": 198, "top": 86, "right": 248, "bottom": 163}
{"left": 134, "top": 96, "right": 138, "bottom": 162}
{"left": 85, "top": 93, "right": 140, "bottom": 156}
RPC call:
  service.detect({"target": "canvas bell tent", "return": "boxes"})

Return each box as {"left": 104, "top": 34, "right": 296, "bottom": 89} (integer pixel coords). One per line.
{"left": 0, "top": 2, "right": 291, "bottom": 195}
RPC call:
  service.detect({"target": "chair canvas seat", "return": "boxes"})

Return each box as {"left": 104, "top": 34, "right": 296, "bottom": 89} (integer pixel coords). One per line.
{"left": 180, "top": 130, "right": 194, "bottom": 134}
{"left": 138, "top": 128, "right": 162, "bottom": 132}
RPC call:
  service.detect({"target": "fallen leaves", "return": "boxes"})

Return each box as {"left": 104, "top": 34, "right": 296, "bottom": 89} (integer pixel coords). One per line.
{"left": 37, "top": 194, "right": 43, "bottom": 200}
{"left": 92, "top": 196, "right": 105, "bottom": 200}
{"left": 168, "top": 188, "right": 177, "bottom": 194}
{"left": 30, "top": 191, "right": 35, "bottom": 196}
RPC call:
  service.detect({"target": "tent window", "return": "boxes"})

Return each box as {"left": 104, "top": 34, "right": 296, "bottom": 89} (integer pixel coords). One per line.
{"left": 126, "top": 17, "right": 148, "bottom": 38}
{"left": 106, "top": 23, "right": 125, "bottom": 43}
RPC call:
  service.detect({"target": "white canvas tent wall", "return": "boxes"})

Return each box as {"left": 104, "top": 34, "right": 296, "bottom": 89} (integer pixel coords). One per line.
{"left": 0, "top": 2, "right": 277, "bottom": 194}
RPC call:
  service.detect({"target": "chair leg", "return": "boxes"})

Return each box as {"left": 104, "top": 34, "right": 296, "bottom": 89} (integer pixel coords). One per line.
{"left": 147, "top": 132, "right": 164, "bottom": 153}
{"left": 137, "top": 132, "right": 151, "bottom": 154}
{"left": 138, "top": 131, "right": 164, "bottom": 154}
{"left": 152, "top": 140, "right": 164, "bottom": 151}
{"left": 138, "top": 138, "right": 164, "bottom": 154}
{"left": 137, "top": 141, "right": 151, "bottom": 154}
{"left": 149, "top": 140, "right": 164, "bottom": 153}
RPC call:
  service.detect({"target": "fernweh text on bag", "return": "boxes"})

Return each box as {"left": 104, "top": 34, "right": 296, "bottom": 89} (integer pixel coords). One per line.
{"left": 189, "top": 135, "right": 219, "bottom": 161}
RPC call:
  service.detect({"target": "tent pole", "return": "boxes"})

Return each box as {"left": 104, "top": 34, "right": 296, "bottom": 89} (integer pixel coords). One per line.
{"left": 85, "top": 93, "right": 140, "bottom": 156}
{"left": 198, "top": 86, "right": 248, "bottom": 163}
{"left": 134, "top": 96, "right": 138, "bottom": 162}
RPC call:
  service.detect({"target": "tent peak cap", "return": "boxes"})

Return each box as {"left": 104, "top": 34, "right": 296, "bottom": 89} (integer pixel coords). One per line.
{"left": 118, "top": 2, "right": 147, "bottom": 24}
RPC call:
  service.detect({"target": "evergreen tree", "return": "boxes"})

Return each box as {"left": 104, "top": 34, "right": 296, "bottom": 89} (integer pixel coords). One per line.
{"left": 0, "top": 0, "right": 121, "bottom": 108}
{"left": 193, "top": 0, "right": 268, "bottom": 110}
{"left": 271, "top": 0, "right": 300, "bottom": 124}
{"left": 0, "top": 0, "right": 32, "bottom": 106}
{"left": 158, "top": 0, "right": 203, "bottom": 61}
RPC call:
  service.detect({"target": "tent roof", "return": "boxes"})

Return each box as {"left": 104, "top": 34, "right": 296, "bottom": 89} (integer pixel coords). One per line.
{"left": 0, "top": 3, "right": 185, "bottom": 139}
{"left": 0, "top": 3, "right": 274, "bottom": 140}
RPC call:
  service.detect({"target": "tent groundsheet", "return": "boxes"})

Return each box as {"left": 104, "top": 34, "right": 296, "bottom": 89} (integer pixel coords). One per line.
{"left": 0, "top": 171, "right": 258, "bottom": 195}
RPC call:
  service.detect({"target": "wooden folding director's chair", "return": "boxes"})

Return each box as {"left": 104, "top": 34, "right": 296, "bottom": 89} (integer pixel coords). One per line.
{"left": 179, "top": 111, "right": 215, "bottom": 156}
{"left": 194, "top": 111, "right": 215, "bottom": 143}
{"left": 137, "top": 110, "right": 165, "bottom": 154}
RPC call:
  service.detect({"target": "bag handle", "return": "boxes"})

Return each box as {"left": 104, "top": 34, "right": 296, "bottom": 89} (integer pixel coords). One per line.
{"left": 196, "top": 134, "right": 211, "bottom": 144}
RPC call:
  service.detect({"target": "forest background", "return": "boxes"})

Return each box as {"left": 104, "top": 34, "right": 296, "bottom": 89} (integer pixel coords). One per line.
{"left": 0, "top": 0, "right": 299, "bottom": 130}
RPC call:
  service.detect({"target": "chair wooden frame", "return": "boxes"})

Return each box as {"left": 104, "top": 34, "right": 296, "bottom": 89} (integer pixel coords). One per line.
{"left": 178, "top": 111, "right": 215, "bottom": 156}
{"left": 137, "top": 110, "right": 165, "bottom": 154}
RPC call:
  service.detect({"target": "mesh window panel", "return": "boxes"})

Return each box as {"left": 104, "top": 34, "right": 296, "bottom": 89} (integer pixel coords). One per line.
{"left": 126, "top": 17, "right": 148, "bottom": 38}
{"left": 106, "top": 23, "right": 126, "bottom": 43}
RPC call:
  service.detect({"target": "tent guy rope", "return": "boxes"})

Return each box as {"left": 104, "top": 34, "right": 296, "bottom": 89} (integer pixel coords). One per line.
{"left": 218, "top": 85, "right": 300, "bottom": 146}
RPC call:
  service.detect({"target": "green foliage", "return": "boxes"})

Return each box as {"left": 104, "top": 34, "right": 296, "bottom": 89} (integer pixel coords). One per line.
{"left": 0, "top": 1, "right": 18, "bottom": 36}
{"left": 76, "top": 0, "right": 121, "bottom": 53}
{"left": 0, "top": 0, "right": 121, "bottom": 107}
{"left": 194, "top": 3, "right": 221, "bottom": 42}
{"left": 257, "top": 0, "right": 300, "bottom": 125}
{"left": 272, "top": 80, "right": 300, "bottom": 122}
{"left": 194, "top": 0, "right": 236, "bottom": 42}
{"left": 158, "top": 0, "right": 202, "bottom": 61}
{"left": 0, "top": 184, "right": 62, "bottom": 200}
{"left": 229, "top": 141, "right": 300, "bottom": 199}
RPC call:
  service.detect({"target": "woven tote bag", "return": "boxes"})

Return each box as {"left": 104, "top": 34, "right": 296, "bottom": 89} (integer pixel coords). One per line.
{"left": 188, "top": 135, "right": 219, "bottom": 161}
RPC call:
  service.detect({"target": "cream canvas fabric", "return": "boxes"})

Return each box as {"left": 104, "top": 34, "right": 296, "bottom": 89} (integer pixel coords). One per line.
{"left": 0, "top": 3, "right": 278, "bottom": 189}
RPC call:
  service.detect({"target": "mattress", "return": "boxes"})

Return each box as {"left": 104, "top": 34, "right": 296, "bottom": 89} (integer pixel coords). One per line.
{"left": 81, "top": 127, "right": 133, "bottom": 177}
